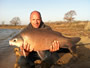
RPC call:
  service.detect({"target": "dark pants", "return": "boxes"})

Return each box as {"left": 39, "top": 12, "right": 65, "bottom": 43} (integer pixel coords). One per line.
{"left": 18, "top": 51, "right": 59, "bottom": 68}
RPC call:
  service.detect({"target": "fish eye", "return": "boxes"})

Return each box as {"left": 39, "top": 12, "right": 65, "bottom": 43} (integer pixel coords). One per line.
{"left": 13, "top": 38, "right": 17, "bottom": 42}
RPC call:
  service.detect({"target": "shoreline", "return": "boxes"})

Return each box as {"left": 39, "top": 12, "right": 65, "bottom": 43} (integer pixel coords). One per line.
{"left": 0, "top": 25, "right": 26, "bottom": 29}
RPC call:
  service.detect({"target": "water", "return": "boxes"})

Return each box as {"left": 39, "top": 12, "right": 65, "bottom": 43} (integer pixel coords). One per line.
{"left": 0, "top": 29, "right": 21, "bottom": 68}
{"left": 0, "top": 29, "right": 20, "bottom": 40}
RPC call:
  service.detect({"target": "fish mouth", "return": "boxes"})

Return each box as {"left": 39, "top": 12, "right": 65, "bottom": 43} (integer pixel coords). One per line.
{"left": 9, "top": 41, "right": 14, "bottom": 46}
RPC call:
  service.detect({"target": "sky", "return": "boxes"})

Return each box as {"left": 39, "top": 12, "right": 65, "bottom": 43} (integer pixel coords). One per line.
{"left": 0, "top": 0, "right": 90, "bottom": 25}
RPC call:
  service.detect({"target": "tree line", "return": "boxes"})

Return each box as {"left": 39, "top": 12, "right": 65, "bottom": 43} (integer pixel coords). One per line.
{"left": 1, "top": 10, "right": 78, "bottom": 25}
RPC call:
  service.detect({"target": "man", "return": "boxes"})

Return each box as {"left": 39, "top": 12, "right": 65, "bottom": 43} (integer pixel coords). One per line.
{"left": 18, "top": 11, "right": 60, "bottom": 68}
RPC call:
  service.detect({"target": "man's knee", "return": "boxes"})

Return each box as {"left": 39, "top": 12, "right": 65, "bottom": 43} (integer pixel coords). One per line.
{"left": 18, "top": 56, "right": 35, "bottom": 68}
{"left": 41, "top": 52, "right": 59, "bottom": 68}
{"left": 18, "top": 56, "right": 27, "bottom": 66}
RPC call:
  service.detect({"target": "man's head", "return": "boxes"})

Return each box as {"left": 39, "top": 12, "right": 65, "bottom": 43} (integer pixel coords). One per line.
{"left": 30, "top": 11, "right": 42, "bottom": 28}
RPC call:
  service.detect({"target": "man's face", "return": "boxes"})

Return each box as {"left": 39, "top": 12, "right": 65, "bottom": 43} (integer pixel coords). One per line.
{"left": 30, "top": 12, "right": 41, "bottom": 28}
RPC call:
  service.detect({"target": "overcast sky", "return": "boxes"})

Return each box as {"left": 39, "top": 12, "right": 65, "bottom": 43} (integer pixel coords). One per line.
{"left": 0, "top": 0, "right": 90, "bottom": 25}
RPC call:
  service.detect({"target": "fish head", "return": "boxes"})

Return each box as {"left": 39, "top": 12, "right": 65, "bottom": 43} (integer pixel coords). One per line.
{"left": 9, "top": 35, "right": 24, "bottom": 47}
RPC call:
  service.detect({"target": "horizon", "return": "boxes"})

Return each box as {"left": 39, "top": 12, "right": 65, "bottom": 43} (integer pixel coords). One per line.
{"left": 0, "top": 0, "right": 90, "bottom": 25}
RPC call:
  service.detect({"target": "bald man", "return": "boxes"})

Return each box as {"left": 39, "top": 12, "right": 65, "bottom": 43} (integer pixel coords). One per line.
{"left": 18, "top": 11, "right": 60, "bottom": 68}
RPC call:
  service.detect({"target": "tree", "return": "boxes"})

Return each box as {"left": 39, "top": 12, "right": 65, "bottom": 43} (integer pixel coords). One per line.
{"left": 2, "top": 21, "right": 5, "bottom": 25}
{"left": 64, "top": 10, "right": 76, "bottom": 22}
{"left": 10, "top": 17, "right": 21, "bottom": 25}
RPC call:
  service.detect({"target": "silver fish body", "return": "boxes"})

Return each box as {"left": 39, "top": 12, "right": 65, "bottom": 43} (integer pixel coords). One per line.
{"left": 9, "top": 28, "right": 81, "bottom": 53}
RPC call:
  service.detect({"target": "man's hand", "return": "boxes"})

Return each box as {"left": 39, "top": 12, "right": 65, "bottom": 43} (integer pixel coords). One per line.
{"left": 50, "top": 41, "right": 60, "bottom": 52}
{"left": 20, "top": 43, "right": 30, "bottom": 56}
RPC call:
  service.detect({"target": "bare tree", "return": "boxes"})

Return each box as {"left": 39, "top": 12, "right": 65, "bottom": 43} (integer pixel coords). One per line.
{"left": 64, "top": 10, "right": 76, "bottom": 22}
{"left": 10, "top": 17, "right": 21, "bottom": 25}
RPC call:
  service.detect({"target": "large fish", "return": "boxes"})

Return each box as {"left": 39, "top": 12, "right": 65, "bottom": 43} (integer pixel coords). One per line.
{"left": 9, "top": 28, "right": 81, "bottom": 54}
